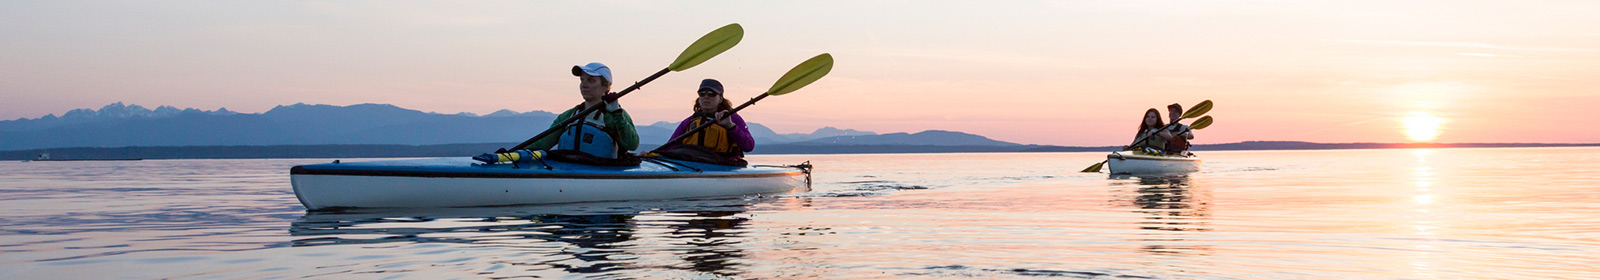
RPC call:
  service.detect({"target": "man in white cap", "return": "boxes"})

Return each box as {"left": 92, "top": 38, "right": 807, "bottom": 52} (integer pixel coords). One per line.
{"left": 527, "top": 62, "right": 640, "bottom": 159}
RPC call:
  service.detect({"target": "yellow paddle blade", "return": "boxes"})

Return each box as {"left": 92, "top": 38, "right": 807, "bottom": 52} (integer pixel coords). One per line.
{"left": 1081, "top": 160, "right": 1107, "bottom": 173}
{"left": 766, "top": 53, "right": 834, "bottom": 96}
{"left": 1181, "top": 100, "right": 1213, "bottom": 119}
{"left": 668, "top": 23, "right": 744, "bottom": 72}
{"left": 1190, "top": 115, "right": 1214, "bottom": 130}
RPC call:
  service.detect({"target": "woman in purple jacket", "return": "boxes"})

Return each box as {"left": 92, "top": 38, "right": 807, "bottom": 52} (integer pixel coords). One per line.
{"left": 667, "top": 79, "right": 755, "bottom": 163}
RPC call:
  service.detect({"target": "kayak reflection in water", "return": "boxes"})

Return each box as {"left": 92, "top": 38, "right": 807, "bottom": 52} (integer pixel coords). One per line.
{"left": 287, "top": 210, "right": 638, "bottom": 273}
{"left": 1109, "top": 175, "right": 1215, "bottom": 256}
{"left": 286, "top": 204, "right": 756, "bottom": 277}
{"left": 656, "top": 79, "right": 755, "bottom": 166}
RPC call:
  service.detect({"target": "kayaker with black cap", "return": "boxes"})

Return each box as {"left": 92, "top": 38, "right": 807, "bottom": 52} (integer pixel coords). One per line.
{"left": 656, "top": 79, "right": 755, "bottom": 166}
{"left": 527, "top": 62, "right": 641, "bottom": 160}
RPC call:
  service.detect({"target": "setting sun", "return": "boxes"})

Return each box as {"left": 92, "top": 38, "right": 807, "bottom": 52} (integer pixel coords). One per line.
{"left": 1403, "top": 112, "right": 1444, "bottom": 142}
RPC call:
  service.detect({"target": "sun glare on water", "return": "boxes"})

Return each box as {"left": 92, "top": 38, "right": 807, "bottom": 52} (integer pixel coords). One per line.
{"left": 1402, "top": 112, "right": 1444, "bottom": 142}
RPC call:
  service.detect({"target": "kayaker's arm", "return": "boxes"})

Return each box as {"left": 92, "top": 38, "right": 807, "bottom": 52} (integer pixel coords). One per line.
{"left": 1156, "top": 128, "right": 1175, "bottom": 140}
{"left": 1170, "top": 125, "right": 1194, "bottom": 140}
{"left": 728, "top": 113, "right": 755, "bottom": 152}
{"left": 607, "top": 109, "right": 641, "bottom": 151}
{"left": 528, "top": 107, "right": 578, "bottom": 151}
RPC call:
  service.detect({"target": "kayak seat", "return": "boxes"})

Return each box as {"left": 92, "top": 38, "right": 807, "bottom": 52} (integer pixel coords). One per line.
{"left": 545, "top": 149, "right": 642, "bottom": 167}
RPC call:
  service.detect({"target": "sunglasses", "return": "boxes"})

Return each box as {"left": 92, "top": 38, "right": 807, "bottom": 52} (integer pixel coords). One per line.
{"left": 698, "top": 89, "right": 720, "bottom": 97}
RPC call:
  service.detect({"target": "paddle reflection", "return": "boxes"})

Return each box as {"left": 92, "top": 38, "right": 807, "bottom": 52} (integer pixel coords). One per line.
{"left": 287, "top": 200, "right": 756, "bottom": 277}
{"left": 1110, "top": 174, "right": 1214, "bottom": 256}
{"left": 662, "top": 210, "right": 751, "bottom": 276}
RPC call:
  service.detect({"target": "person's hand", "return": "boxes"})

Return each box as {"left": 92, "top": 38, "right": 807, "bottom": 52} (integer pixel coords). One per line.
{"left": 715, "top": 110, "right": 734, "bottom": 127}
{"left": 602, "top": 92, "right": 622, "bottom": 111}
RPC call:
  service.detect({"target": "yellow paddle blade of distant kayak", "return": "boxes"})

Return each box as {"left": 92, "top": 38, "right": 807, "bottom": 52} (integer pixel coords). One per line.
{"left": 1081, "top": 160, "right": 1107, "bottom": 173}
{"left": 668, "top": 23, "right": 744, "bottom": 72}
{"left": 1190, "top": 115, "right": 1214, "bottom": 130}
{"left": 1181, "top": 100, "right": 1213, "bottom": 119}
{"left": 767, "top": 53, "right": 834, "bottom": 96}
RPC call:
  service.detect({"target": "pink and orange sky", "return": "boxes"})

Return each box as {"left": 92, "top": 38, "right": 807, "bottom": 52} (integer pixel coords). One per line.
{"left": 3, "top": 1, "right": 1597, "bottom": 145}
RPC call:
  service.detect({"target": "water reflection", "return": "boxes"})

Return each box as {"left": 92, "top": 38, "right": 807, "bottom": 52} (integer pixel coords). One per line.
{"left": 1408, "top": 149, "right": 1441, "bottom": 278}
{"left": 663, "top": 210, "right": 750, "bottom": 276}
{"left": 287, "top": 201, "right": 758, "bottom": 277}
{"left": 1109, "top": 175, "right": 1214, "bottom": 256}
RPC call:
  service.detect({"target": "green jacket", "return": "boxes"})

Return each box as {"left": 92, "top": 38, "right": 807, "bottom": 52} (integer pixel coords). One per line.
{"left": 529, "top": 103, "right": 640, "bottom": 152}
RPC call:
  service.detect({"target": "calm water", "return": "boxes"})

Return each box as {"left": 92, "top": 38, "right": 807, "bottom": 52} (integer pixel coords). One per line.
{"left": 1, "top": 148, "right": 1597, "bottom": 279}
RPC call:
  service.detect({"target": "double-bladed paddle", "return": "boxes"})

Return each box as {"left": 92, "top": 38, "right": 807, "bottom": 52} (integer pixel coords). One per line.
{"left": 649, "top": 53, "right": 834, "bottom": 155}
{"left": 1081, "top": 100, "right": 1213, "bottom": 173}
{"left": 508, "top": 23, "right": 745, "bottom": 151}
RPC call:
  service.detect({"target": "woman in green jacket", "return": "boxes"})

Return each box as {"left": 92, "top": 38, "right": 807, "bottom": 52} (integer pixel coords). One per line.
{"left": 528, "top": 62, "right": 640, "bottom": 159}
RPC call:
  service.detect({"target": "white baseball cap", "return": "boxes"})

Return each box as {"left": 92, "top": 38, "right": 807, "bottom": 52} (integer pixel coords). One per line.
{"left": 571, "top": 62, "right": 612, "bottom": 84}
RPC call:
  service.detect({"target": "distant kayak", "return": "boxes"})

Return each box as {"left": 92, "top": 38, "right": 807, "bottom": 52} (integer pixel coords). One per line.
{"left": 290, "top": 157, "right": 811, "bottom": 210}
{"left": 1104, "top": 150, "right": 1200, "bottom": 175}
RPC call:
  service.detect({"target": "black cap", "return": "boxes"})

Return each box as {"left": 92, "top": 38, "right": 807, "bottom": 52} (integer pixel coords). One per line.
{"left": 698, "top": 79, "right": 724, "bottom": 95}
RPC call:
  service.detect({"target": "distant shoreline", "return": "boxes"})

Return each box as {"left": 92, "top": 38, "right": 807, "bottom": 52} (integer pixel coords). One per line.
{"left": 4, "top": 141, "right": 1597, "bottom": 161}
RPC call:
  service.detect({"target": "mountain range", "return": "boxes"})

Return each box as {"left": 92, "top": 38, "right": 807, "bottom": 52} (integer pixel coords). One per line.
{"left": 0, "top": 102, "right": 1004, "bottom": 151}
{"left": 8, "top": 102, "right": 1594, "bottom": 160}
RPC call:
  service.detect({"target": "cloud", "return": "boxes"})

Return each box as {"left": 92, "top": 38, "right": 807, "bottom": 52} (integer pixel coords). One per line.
{"left": 1328, "top": 39, "right": 1600, "bottom": 53}
{"left": 1454, "top": 53, "right": 1521, "bottom": 58}
{"left": 301, "top": 2, "right": 512, "bottom": 27}
{"left": 849, "top": 46, "right": 1063, "bottom": 67}
{"left": 1528, "top": 75, "right": 1589, "bottom": 82}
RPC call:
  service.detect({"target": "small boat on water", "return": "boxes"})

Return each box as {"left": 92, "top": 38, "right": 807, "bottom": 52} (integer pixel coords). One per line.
{"left": 290, "top": 157, "right": 811, "bottom": 210}
{"left": 1104, "top": 150, "right": 1201, "bottom": 175}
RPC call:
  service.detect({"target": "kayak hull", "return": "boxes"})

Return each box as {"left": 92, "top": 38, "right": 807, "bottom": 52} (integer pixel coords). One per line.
{"left": 1105, "top": 151, "right": 1201, "bottom": 175}
{"left": 290, "top": 157, "right": 810, "bottom": 210}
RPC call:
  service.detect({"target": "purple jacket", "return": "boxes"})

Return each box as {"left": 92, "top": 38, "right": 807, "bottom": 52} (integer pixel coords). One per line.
{"left": 670, "top": 113, "right": 755, "bottom": 153}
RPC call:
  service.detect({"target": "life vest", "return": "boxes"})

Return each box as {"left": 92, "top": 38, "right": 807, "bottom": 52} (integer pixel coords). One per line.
{"left": 1166, "top": 135, "right": 1190, "bottom": 152}
{"left": 680, "top": 117, "right": 738, "bottom": 155}
{"left": 1133, "top": 128, "right": 1167, "bottom": 150}
{"left": 556, "top": 112, "right": 620, "bottom": 158}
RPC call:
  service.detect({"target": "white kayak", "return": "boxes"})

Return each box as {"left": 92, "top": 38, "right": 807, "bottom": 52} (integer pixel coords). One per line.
{"left": 1104, "top": 150, "right": 1201, "bottom": 175}
{"left": 290, "top": 157, "right": 811, "bottom": 210}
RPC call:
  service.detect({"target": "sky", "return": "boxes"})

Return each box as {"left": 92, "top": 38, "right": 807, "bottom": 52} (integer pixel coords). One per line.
{"left": 3, "top": 0, "right": 1598, "bottom": 145}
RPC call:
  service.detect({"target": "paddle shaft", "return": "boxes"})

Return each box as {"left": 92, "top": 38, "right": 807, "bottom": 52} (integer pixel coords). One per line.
{"left": 509, "top": 67, "right": 672, "bottom": 151}
{"left": 1126, "top": 119, "right": 1195, "bottom": 149}
{"left": 650, "top": 92, "right": 771, "bottom": 154}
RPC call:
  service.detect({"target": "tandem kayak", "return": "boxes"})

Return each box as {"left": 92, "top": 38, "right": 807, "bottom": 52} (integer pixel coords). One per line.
{"left": 1104, "top": 150, "right": 1201, "bottom": 175}
{"left": 290, "top": 157, "right": 811, "bottom": 210}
